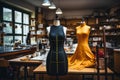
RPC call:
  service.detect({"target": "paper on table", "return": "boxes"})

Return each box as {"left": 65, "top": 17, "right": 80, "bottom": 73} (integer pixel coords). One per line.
{"left": 30, "top": 55, "right": 46, "bottom": 61}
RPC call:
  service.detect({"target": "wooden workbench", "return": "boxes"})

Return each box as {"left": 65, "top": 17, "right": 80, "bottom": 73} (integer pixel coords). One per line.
{"left": 33, "top": 64, "right": 114, "bottom": 80}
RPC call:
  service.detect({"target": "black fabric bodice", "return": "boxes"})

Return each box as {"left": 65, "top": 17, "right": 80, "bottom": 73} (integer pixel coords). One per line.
{"left": 46, "top": 25, "right": 68, "bottom": 76}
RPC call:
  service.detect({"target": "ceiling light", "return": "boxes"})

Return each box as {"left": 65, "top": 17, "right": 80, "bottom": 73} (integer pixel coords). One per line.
{"left": 49, "top": 2, "right": 56, "bottom": 9}
{"left": 42, "top": 0, "right": 51, "bottom": 6}
{"left": 56, "top": 8, "right": 63, "bottom": 14}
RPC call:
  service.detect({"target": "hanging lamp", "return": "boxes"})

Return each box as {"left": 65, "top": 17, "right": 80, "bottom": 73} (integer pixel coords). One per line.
{"left": 49, "top": 2, "right": 56, "bottom": 9}
{"left": 55, "top": 0, "right": 62, "bottom": 14}
{"left": 56, "top": 8, "right": 62, "bottom": 14}
{"left": 42, "top": 0, "right": 51, "bottom": 6}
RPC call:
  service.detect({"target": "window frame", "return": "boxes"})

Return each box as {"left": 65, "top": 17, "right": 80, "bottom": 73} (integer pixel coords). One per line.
{"left": 0, "top": 2, "right": 31, "bottom": 45}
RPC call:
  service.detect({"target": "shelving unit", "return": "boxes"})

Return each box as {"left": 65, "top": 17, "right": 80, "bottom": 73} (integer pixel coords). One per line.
{"left": 36, "top": 24, "right": 46, "bottom": 38}
{"left": 89, "top": 15, "right": 120, "bottom": 48}
{"left": 88, "top": 14, "right": 120, "bottom": 80}
{"left": 89, "top": 29, "right": 103, "bottom": 47}
{"left": 100, "top": 16, "right": 120, "bottom": 71}
{"left": 29, "top": 18, "right": 37, "bottom": 45}
{"left": 29, "top": 18, "right": 46, "bottom": 45}
{"left": 100, "top": 20, "right": 120, "bottom": 48}
{"left": 66, "top": 29, "right": 76, "bottom": 39}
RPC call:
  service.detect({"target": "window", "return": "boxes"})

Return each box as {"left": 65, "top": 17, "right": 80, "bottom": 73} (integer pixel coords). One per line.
{"left": 15, "top": 36, "right": 22, "bottom": 42}
{"left": 2, "top": 7, "right": 30, "bottom": 45}
{"left": 4, "top": 36, "right": 13, "bottom": 45}
{"left": 23, "top": 25, "right": 29, "bottom": 35}
{"left": 23, "top": 13, "right": 29, "bottom": 24}
{"left": 3, "top": 8, "right": 12, "bottom": 21}
{"left": 3, "top": 22, "right": 12, "bottom": 34}
{"left": 15, "top": 24, "right": 22, "bottom": 34}
{"left": 15, "top": 11, "right": 22, "bottom": 23}
{"left": 23, "top": 36, "right": 27, "bottom": 44}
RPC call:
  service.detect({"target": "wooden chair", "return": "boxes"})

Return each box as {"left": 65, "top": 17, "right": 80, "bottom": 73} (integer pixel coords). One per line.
{"left": 0, "top": 59, "right": 13, "bottom": 80}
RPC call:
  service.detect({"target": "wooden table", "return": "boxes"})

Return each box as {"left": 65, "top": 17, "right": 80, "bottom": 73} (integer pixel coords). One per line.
{"left": 33, "top": 64, "right": 114, "bottom": 80}
{"left": 8, "top": 55, "right": 42, "bottom": 80}
{"left": 0, "top": 47, "right": 36, "bottom": 59}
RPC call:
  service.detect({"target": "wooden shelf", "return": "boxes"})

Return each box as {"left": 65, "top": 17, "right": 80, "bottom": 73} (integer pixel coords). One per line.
{"left": 67, "top": 29, "right": 75, "bottom": 32}
{"left": 89, "top": 41, "right": 103, "bottom": 42}
{"left": 30, "top": 34, "right": 46, "bottom": 37}
{"left": 105, "top": 28, "right": 120, "bottom": 31}
{"left": 30, "top": 30, "right": 36, "bottom": 31}
{"left": 30, "top": 25, "right": 35, "bottom": 27}
{"left": 90, "top": 35, "right": 103, "bottom": 37}
{"left": 37, "top": 28, "right": 45, "bottom": 30}
{"left": 89, "top": 15, "right": 120, "bottom": 49}
{"left": 105, "top": 35, "right": 120, "bottom": 36}
{"left": 36, "top": 34, "right": 46, "bottom": 38}
{"left": 100, "top": 21, "right": 120, "bottom": 25}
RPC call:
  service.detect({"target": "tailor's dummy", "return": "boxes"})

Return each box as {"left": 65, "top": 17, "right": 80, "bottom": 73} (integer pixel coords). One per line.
{"left": 47, "top": 19, "right": 67, "bottom": 36}
{"left": 68, "top": 18, "right": 95, "bottom": 70}
{"left": 46, "top": 19, "right": 68, "bottom": 76}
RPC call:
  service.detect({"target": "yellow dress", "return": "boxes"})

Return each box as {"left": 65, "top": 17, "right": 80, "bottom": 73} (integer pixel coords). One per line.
{"left": 68, "top": 24, "right": 95, "bottom": 70}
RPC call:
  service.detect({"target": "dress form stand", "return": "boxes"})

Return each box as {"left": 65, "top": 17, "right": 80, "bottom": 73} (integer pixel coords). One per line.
{"left": 46, "top": 19, "right": 68, "bottom": 80}
{"left": 47, "top": 20, "right": 67, "bottom": 35}
{"left": 53, "top": 19, "right": 60, "bottom": 26}
{"left": 54, "top": 21, "right": 60, "bottom": 80}
{"left": 53, "top": 20, "right": 60, "bottom": 80}
{"left": 68, "top": 20, "right": 95, "bottom": 70}
{"left": 57, "top": 20, "right": 67, "bottom": 80}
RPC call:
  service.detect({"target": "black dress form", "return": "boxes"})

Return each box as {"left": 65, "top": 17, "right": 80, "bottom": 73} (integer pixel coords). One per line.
{"left": 46, "top": 25, "right": 68, "bottom": 76}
